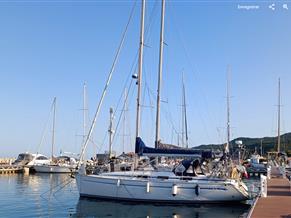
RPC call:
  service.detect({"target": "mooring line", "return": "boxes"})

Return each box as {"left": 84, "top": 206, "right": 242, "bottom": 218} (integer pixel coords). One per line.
{"left": 40, "top": 175, "right": 74, "bottom": 202}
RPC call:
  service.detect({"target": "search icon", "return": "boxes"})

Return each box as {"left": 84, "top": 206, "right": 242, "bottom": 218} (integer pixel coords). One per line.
{"left": 283, "top": 3, "right": 288, "bottom": 10}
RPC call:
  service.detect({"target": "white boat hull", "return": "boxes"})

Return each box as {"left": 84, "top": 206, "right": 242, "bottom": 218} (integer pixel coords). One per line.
{"left": 34, "top": 165, "right": 76, "bottom": 173}
{"left": 76, "top": 172, "right": 249, "bottom": 203}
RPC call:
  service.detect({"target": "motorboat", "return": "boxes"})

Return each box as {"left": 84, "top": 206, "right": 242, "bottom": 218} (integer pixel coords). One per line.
{"left": 12, "top": 153, "right": 50, "bottom": 166}
{"left": 12, "top": 153, "right": 35, "bottom": 166}
{"left": 245, "top": 154, "right": 267, "bottom": 177}
{"left": 27, "top": 154, "right": 51, "bottom": 167}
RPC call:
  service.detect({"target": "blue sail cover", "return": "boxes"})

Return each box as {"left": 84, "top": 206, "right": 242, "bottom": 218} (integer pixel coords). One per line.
{"left": 135, "top": 137, "right": 212, "bottom": 158}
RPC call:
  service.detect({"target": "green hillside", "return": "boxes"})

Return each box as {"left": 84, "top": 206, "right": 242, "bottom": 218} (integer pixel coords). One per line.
{"left": 195, "top": 132, "right": 291, "bottom": 156}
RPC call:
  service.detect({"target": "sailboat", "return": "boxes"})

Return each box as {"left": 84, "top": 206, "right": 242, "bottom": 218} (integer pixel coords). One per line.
{"left": 33, "top": 97, "right": 77, "bottom": 173}
{"left": 76, "top": 0, "right": 249, "bottom": 203}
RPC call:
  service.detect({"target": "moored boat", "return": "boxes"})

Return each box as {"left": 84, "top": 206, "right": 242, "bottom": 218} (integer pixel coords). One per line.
{"left": 34, "top": 163, "right": 76, "bottom": 173}
{"left": 76, "top": 0, "right": 250, "bottom": 204}
{"left": 76, "top": 168, "right": 249, "bottom": 203}
{"left": 33, "top": 155, "right": 77, "bottom": 173}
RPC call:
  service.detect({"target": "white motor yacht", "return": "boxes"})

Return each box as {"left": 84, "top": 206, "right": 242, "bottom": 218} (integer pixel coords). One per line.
{"left": 27, "top": 154, "right": 50, "bottom": 167}
{"left": 13, "top": 153, "right": 50, "bottom": 167}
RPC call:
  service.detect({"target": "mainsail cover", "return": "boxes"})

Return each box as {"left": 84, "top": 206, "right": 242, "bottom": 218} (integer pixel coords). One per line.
{"left": 135, "top": 137, "right": 212, "bottom": 158}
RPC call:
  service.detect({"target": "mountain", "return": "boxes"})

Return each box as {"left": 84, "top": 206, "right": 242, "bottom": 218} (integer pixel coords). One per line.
{"left": 194, "top": 132, "right": 291, "bottom": 156}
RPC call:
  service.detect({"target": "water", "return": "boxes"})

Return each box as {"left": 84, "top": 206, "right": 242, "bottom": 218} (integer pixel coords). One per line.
{"left": 0, "top": 173, "right": 253, "bottom": 218}
{"left": 0, "top": 173, "right": 77, "bottom": 217}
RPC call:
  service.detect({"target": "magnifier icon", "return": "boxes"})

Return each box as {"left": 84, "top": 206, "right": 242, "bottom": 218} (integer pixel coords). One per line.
{"left": 283, "top": 3, "right": 288, "bottom": 10}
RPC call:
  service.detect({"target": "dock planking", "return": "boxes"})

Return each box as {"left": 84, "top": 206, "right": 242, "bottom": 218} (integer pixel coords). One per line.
{"left": 0, "top": 165, "right": 23, "bottom": 174}
{"left": 251, "top": 167, "right": 291, "bottom": 218}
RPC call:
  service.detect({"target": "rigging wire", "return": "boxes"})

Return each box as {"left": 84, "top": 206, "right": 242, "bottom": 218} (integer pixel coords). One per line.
{"left": 111, "top": 80, "right": 135, "bottom": 148}
{"left": 95, "top": 1, "right": 160, "bottom": 154}
{"left": 35, "top": 99, "right": 56, "bottom": 154}
{"left": 96, "top": 80, "right": 135, "bottom": 155}
{"left": 146, "top": 81, "right": 155, "bottom": 141}
{"left": 167, "top": 3, "right": 216, "bottom": 143}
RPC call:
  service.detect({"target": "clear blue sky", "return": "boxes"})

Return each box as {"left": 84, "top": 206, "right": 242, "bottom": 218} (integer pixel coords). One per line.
{"left": 0, "top": 0, "right": 291, "bottom": 157}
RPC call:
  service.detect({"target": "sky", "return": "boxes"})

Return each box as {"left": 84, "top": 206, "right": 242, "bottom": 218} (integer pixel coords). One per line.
{"left": 0, "top": 0, "right": 291, "bottom": 158}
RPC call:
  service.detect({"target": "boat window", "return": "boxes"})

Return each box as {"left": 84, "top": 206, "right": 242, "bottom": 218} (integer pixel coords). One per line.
{"left": 36, "top": 156, "right": 48, "bottom": 160}
{"left": 23, "top": 154, "right": 33, "bottom": 161}
{"left": 180, "top": 177, "right": 192, "bottom": 180}
{"left": 157, "top": 176, "right": 169, "bottom": 180}
{"left": 16, "top": 154, "right": 25, "bottom": 161}
{"left": 137, "top": 175, "right": 149, "bottom": 179}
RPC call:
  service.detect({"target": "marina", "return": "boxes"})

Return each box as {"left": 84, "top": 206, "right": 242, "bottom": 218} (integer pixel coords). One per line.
{"left": 0, "top": 173, "right": 251, "bottom": 218}
{"left": 2, "top": 163, "right": 291, "bottom": 217}
{"left": 0, "top": 0, "right": 291, "bottom": 217}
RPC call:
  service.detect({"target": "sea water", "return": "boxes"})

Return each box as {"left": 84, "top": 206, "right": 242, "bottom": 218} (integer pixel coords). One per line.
{"left": 0, "top": 173, "right": 253, "bottom": 218}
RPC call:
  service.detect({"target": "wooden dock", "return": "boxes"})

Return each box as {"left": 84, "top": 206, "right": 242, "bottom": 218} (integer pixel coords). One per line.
{"left": 249, "top": 166, "right": 291, "bottom": 218}
{"left": 0, "top": 165, "right": 23, "bottom": 174}
{"left": 0, "top": 158, "right": 15, "bottom": 165}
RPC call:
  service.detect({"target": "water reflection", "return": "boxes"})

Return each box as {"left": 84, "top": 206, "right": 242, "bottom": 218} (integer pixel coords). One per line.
{"left": 74, "top": 198, "right": 250, "bottom": 218}
{"left": 0, "top": 173, "right": 78, "bottom": 217}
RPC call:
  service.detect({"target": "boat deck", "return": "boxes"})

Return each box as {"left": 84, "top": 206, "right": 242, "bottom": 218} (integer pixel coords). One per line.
{"left": 250, "top": 166, "right": 291, "bottom": 218}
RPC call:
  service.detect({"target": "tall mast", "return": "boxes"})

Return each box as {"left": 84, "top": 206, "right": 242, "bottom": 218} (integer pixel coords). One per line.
{"left": 181, "top": 81, "right": 184, "bottom": 148}
{"left": 277, "top": 78, "right": 281, "bottom": 153}
{"left": 123, "top": 89, "right": 128, "bottom": 153}
{"left": 182, "top": 73, "right": 189, "bottom": 148}
{"left": 52, "top": 97, "right": 56, "bottom": 160}
{"left": 155, "top": 0, "right": 165, "bottom": 148}
{"left": 225, "top": 66, "right": 231, "bottom": 154}
{"left": 108, "top": 107, "right": 114, "bottom": 158}
{"left": 135, "top": 0, "right": 146, "bottom": 139}
{"left": 83, "top": 82, "right": 87, "bottom": 143}
{"left": 260, "top": 139, "right": 263, "bottom": 156}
